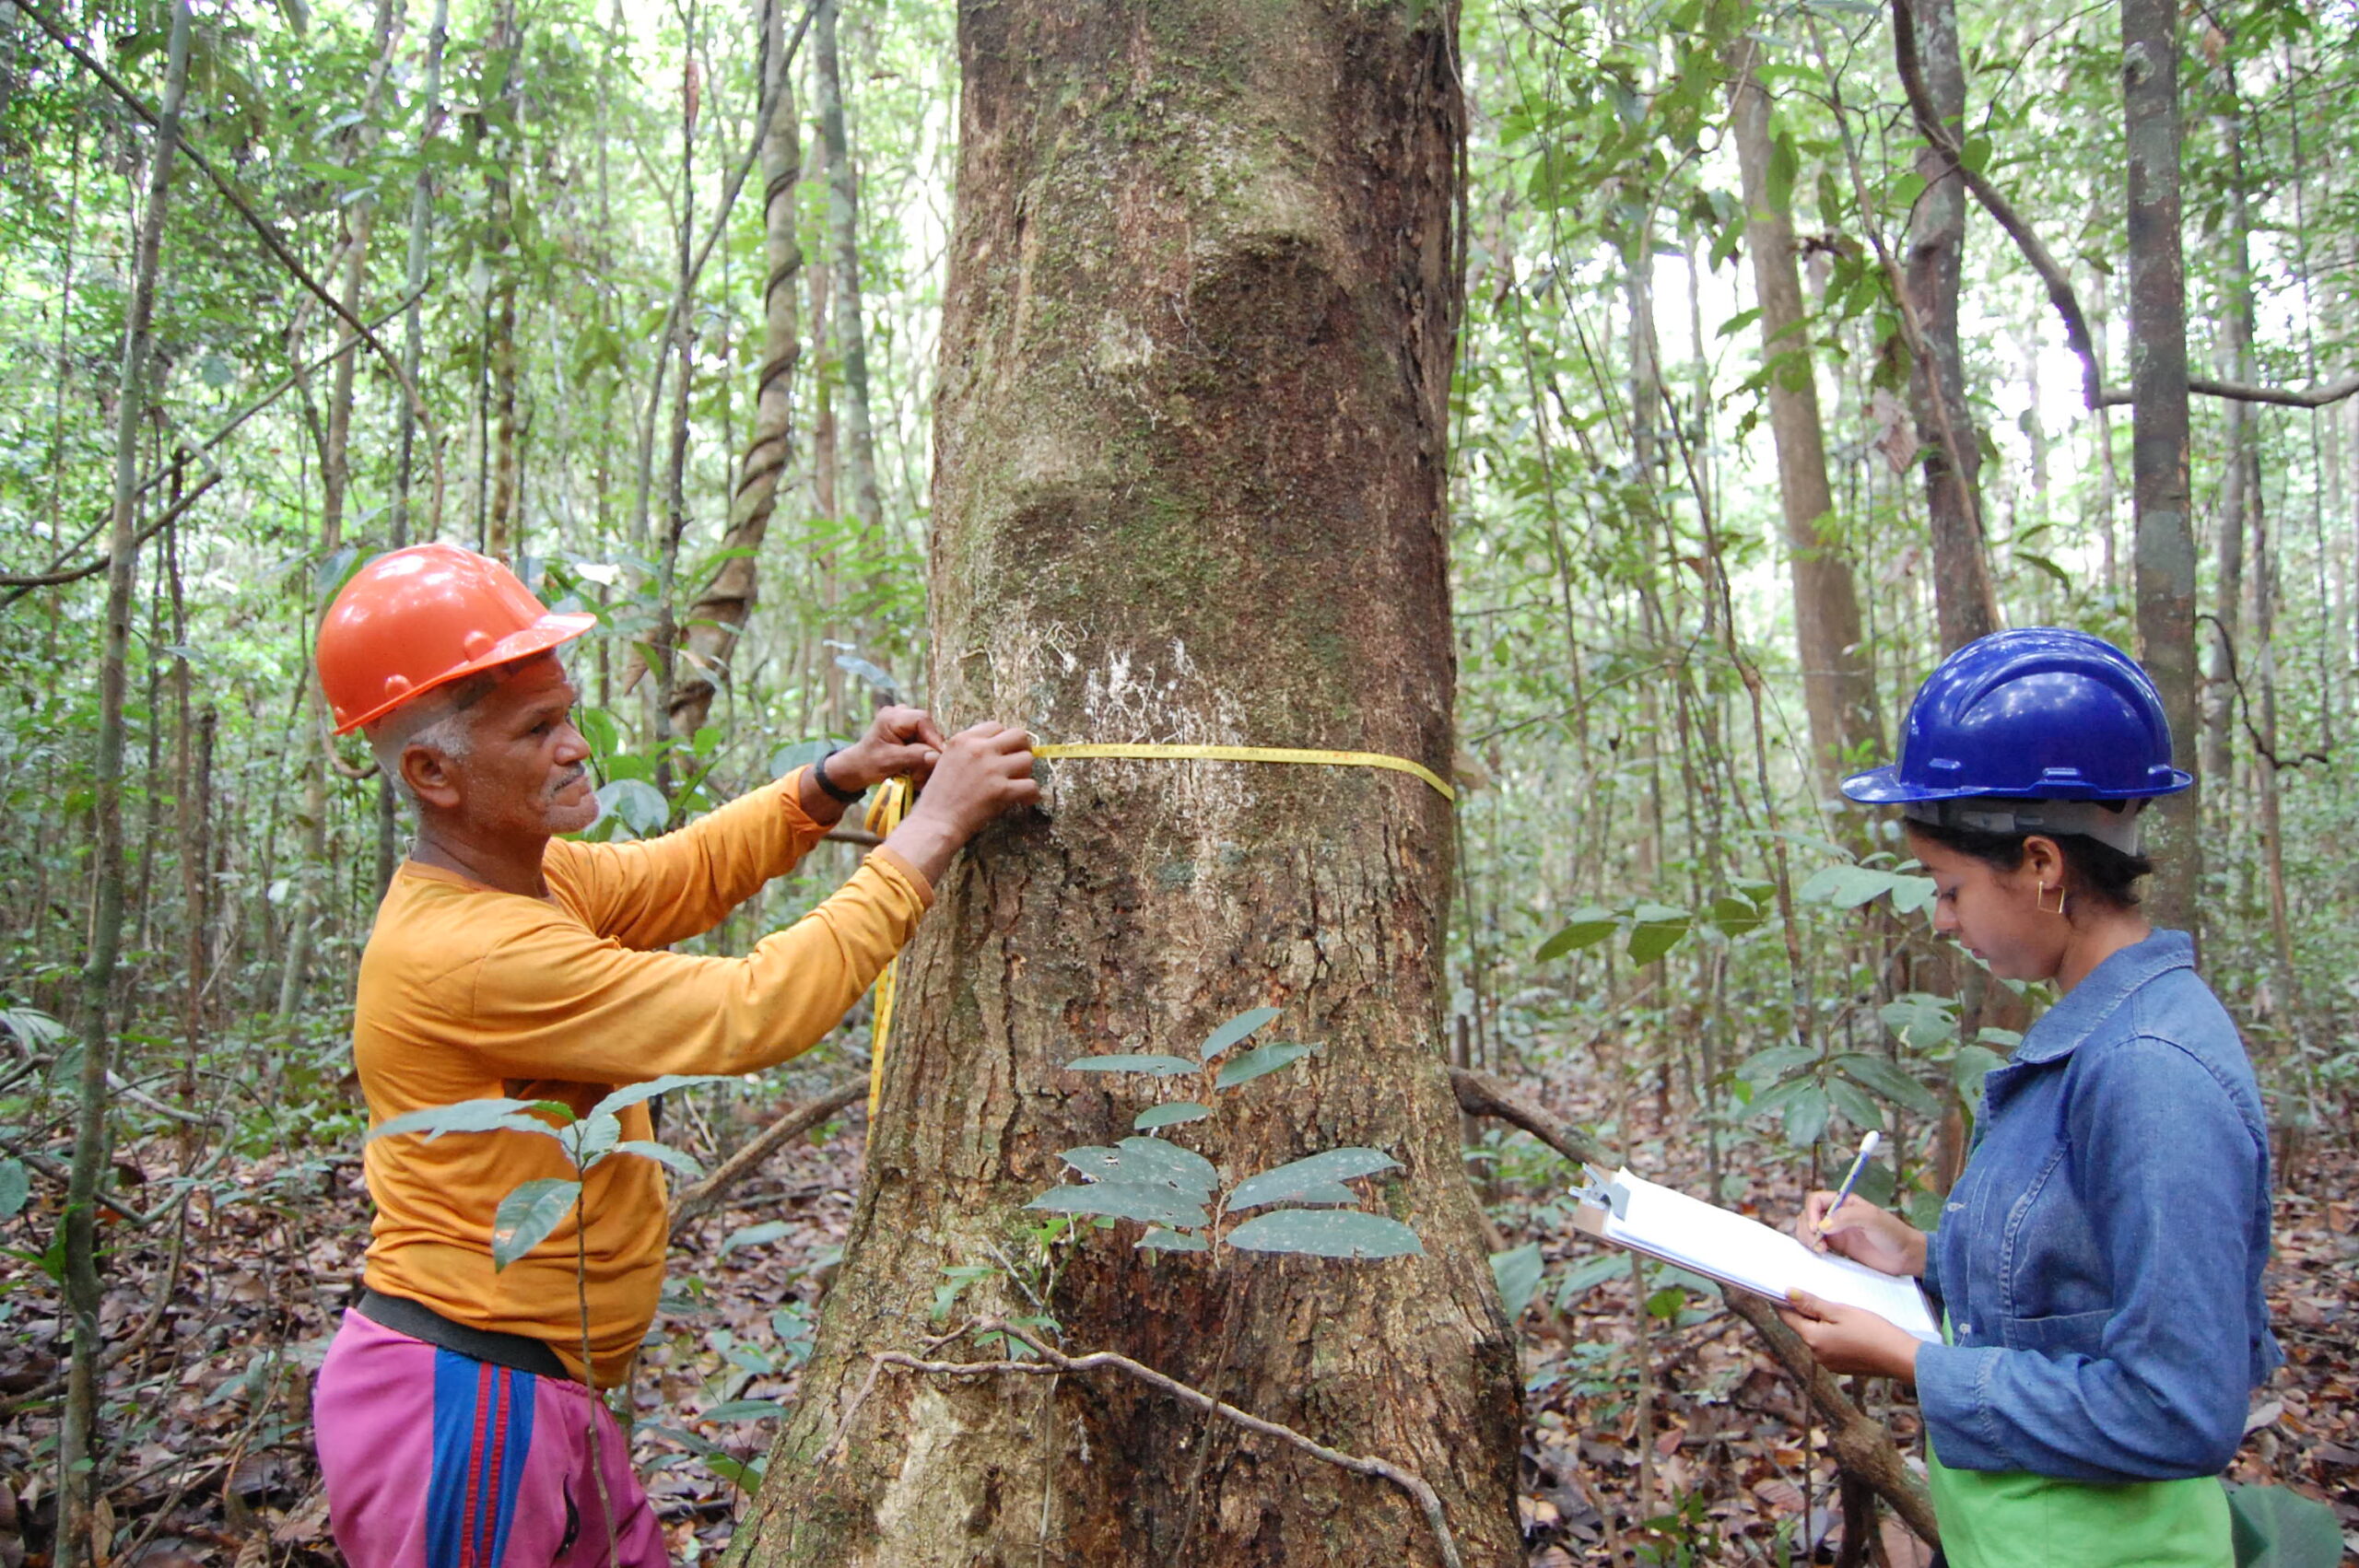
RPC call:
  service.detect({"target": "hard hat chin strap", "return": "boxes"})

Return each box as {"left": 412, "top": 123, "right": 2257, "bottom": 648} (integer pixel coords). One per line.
{"left": 1901, "top": 797, "right": 2149, "bottom": 856}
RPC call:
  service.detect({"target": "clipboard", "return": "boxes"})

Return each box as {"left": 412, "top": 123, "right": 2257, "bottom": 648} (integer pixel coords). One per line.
{"left": 1570, "top": 1164, "right": 1941, "bottom": 1345}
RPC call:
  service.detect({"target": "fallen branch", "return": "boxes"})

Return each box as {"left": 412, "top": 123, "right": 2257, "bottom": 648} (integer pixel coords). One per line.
{"left": 668, "top": 1078, "right": 863, "bottom": 1230}
{"left": 817, "top": 1318, "right": 1466, "bottom": 1568}
{"left": 1448, "top": 1066, "right": 1941, "bottom": 1547}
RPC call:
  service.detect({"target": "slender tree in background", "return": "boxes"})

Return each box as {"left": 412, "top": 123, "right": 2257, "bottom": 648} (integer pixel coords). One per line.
{"left": 1728, "top": 37, "right": 1879, "bottom": 800}
{"left": 281, "top": 0, "right": 399, "bottom": 1025}
{"left": 669, "top": 0, "right": 804, "bottom": 738}
{"left": 2122, "top": 0, "right": 2201, "bottom": 931}
{"left": 814, "top": 0, "right": 882, "bottom": 640}
{"left": 1898, "top": 0, "right": 1998, "bottom": 649}
{"left": 738, "top": 1, "right": 1522, "bottom": 1562}
{"left": 60, "top": 6, "right": 193, "bottom": 1561}
{"left": 381, "top": 0, "right": 451, "bottom": 887}
{"left": 481, "top": 0, "right": 525, "bottom": 558}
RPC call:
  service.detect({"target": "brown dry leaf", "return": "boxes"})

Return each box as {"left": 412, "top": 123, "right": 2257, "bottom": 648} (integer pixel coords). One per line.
{"left": 269, "top": 1486, "right": 332, "bottom": 1547}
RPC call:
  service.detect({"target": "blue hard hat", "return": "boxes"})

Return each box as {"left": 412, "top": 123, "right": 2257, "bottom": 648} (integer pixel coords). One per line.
{"left": 1842, "top": 628, "right": 2192, "bottom": 804}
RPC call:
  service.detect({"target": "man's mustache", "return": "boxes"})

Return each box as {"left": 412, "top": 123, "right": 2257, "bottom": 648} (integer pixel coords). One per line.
{"left": 547, "top": 766, "right": 588, "bottom": 797}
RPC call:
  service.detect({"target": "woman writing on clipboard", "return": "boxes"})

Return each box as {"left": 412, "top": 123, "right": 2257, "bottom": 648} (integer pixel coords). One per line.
{"left": 1778, "top": 629, "right": 2279, "bottom": 1568}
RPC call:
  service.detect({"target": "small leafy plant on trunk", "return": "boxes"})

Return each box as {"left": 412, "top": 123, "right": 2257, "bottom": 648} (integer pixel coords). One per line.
{"left": 1027, "top": 1006, "right": 1424, "bottom": 1263}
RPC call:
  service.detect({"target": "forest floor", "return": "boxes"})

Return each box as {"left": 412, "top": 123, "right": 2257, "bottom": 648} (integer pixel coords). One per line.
{"left": 1, "top": 1076, "right": 2353, "bottom": 1567}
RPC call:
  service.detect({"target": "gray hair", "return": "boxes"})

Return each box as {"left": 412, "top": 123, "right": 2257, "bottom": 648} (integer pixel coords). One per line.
{"left": 365, "top": 671, "right": 501, "bottom": 807}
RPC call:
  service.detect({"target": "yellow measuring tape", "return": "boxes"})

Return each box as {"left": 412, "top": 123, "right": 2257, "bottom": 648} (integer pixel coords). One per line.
{"left": 858, "top": 743, "right": 1454, "bottom": 1117}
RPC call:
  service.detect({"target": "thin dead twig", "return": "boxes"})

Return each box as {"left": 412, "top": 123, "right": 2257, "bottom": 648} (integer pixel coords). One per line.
{"left": 815, "top": 1319, "right": 1467, "bottom": 1568}
{"left": 667, "top": 1079, "right": 863, "bottom": 1230}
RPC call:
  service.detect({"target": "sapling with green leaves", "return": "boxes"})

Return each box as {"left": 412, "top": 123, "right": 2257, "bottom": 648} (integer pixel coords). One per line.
{"left": 1026, "top": 1005, "right": 1425, "bottom": 1262}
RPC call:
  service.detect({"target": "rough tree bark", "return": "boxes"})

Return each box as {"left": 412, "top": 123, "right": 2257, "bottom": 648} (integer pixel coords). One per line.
{"left": 668, "top": 0, "right": 804, "bottom": 740}
{"left": 1897, "top": 0, "right": 1998, "bottom": 648}
{"left": 61, "top": 4, "right": 190, "bottom": 1561}
{"left": 1728, "top": 41, "right": 1879, "bottom": 802}
{"left": 2122, "top": 0, "right": 2201, "bottom": 933}
{"left": 734, "top": 3, "right": 1521, "bottom": 1564}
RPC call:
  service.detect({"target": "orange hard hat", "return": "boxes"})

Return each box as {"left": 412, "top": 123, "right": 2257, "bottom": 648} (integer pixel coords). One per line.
{"left": 317, "top": 543, "right": 595, "bottom": 733}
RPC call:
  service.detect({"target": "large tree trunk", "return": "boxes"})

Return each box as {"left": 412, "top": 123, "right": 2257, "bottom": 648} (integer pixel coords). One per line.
{"left": 1898, "top": 0, "right": 1997, "bottom": 649}
{"left": 1727, "top": 41, "right": 1879, "bottom": 803}
{"left": 668, "top": 0, "right": 804, "bottom": 739}
{"left": 2122, "top": 0, "right": 2201, "bottom": 933}
{"left": 734, "top": 4, "right": 1520, "bottom": 1564}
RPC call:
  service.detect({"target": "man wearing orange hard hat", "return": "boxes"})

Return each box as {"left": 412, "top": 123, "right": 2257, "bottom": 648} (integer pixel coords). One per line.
{"left": 307, "top": 543, "right": 1037, "bottom": 1568}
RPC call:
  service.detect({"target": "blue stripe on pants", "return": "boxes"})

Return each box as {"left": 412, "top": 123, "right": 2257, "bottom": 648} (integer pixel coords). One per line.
{"left": 426, "top": 1350, "right": 537, "bottom": 1568}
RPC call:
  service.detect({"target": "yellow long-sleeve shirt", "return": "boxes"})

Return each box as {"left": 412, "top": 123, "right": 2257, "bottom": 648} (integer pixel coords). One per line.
{"left": 353, "top": 768, "right": 929, "bottom": 1386}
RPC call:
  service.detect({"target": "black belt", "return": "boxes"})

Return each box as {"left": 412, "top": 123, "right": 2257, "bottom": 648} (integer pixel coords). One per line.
{"left": 356, "top": 1288, "right": 572, "bottom": 1381}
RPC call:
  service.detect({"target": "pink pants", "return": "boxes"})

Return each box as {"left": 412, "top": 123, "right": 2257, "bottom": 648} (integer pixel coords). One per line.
{"left": 313, "top": 1310, "right": 667, "bottom": 1568}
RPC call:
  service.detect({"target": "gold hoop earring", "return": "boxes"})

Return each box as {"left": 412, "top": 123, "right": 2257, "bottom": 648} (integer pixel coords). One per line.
{"left": 2036, "top": 883, "right": 2069, "bottom": 917}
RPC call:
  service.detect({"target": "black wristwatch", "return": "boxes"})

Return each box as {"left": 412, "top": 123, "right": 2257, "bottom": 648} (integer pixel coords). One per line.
{"left": 812, "top": 746, "right": 867, "bottom": 804}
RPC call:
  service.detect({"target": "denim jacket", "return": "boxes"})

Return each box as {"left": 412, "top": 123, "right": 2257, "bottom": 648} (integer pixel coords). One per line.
{"left": 1915, "top": 930, "right": 2281, "bottom": 1483}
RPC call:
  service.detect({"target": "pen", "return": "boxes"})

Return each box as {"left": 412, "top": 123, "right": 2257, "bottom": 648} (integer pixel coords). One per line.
{"left": 1815, "top": 1129, "right": 1881, "bottom": 1233}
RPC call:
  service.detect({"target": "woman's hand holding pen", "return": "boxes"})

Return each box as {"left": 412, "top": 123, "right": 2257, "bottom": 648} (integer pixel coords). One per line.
{"left": 1798, "top": 1191, "right": 1929, "bottom": 1279}
{"left": 1780, "top": 1191, "right": 1931, "bottom": 1383}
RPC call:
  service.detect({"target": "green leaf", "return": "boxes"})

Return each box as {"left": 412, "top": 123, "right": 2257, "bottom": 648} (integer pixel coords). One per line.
{"left": 1555, "top": 1251, "right": 1625, "bottom": 1307}
{"left": 1136, "top": 1227, "right": 1210, "bottom": 1252}
{"left": 368, "top": 1098, "right": 571, "bottom": 1145}
{"left": 1825, "top": 1074, "right": 1885, "bottom": 1136}
{"left": 1228, "top": 1209, "right": 1423, "bottom": 1258}
{"left": 1112, "top": 1137, "right": 1220, "bottom": 1194}
{"left": 0, "top": 1159, "right": 28, "bottom": 1222}
{"left": 612, "top": 1140, "right": 703, "bottom": 1177}
{"left": 1215, "top": 1041, "right": 1318, "bottom": 1089}
{"left": 1952, "top": 1044, "right": 2008, "bottom": 1094}
{"left": 1058, "top": 1142, "right": 1214, "bottom": 1197}
{"left": 1491, "top": 1242, "right": 1544, "bottom": 1314}
{"left": 490, "top": 1178, "right": 581, "bottom": 1270}
{"left": 596, "top": 778, "right": 670, "bottom": 836}
{"left": 1537, "top": 907, "right": 1618, "bottom": 959}
{"left": 719, "top": 1220, "right": 793, "bottom": 1256}
{"left": 1886, "top": 874, "right": 1937, "bottom": 915}
{"left": 1714, "top": 306, "right": 1764, "bottom": 340}
{"left": 1133, "top": 1102, "right": 1214, "bottom": 1130}
{"left": 699, "top": 1398, "right": 786, "bottom": 1423}
{"left": 1878, "top": 993, "right": 1958, "bottom": 1051}
{"left": 1064, "top": 1054, "right": 1201, "bottom": 1077}
{"left": 1709, "top": 894, "right": 1766, "bottom": 937}
{"left": 1626, "top": 911, "right": 1690, "bottom": 965}
{"left": 1027, "top": 1182, "right": 1208, "bottom": 1229}
{"left": 2223, "top": 1481, "right": 2344, "bottom": 1568}
{"left": 1226, "top": 1147, "right": 1401, "bottom": 1212}
{"left": 1783, "top": 1085, "right": 1831, "bottom": 1148}
{"left": 567, "top": 1113, "right": 623, "bottom": 1167}
{"left": 1646, "top": 1285, "right": 1686, "bottom": 1318}
{"left": 589, "top": 1074, "right": 734, "bottom": 1121}
{"left": 1735, "top": 1044, "right": 1813, "bottom": 1088}
{"left": 1831, "top": 1053, "right": 1944, "bottom": 1117}
{"left": 1200, "top": 1007, "right": 1282, "bottom": 1062}
{"left": 1229, "top": 1179, "right": 1357, "bottom": 1213}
